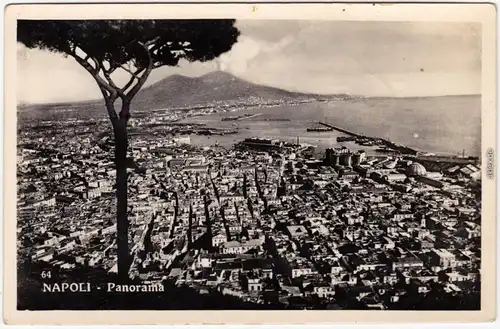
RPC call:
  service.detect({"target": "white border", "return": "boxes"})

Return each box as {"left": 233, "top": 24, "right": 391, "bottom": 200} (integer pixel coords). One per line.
{"left": 2, "top": 1, "right": 498, "bottom": 326}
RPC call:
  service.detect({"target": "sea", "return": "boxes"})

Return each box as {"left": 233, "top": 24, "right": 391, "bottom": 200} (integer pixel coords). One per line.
{"left": 180, "top": 95, "right": 481, "bottom": 157}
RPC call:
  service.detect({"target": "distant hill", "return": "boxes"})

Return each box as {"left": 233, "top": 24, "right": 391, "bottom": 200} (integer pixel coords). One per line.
{"left": 133, "top": 71, "right": 335, "bottom": 109}
{"left": 18, "top": 71, "right": 347, "bottom": 121}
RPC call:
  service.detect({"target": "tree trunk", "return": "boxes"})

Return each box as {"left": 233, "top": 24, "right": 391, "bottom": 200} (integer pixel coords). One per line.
{"left": 113, "top": 117, "right": 130, "bottom": 280}
{"left": 187, "top": 204, "right": 193, "bottom": 248}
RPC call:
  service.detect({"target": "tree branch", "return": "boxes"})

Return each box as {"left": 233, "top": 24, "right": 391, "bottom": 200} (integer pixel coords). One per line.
{"left": 90, "top": 57, "right": 101, "bottom": 72}
{"left": 145, "top": 36, "right": 160, "bottom": 47}
{"left": 123, "top": 41, "right": 154, "bottom": 104}
{"left": 119, "top": 64, "right": 142, "bottom": 79}
{"left": 104, "top": 61, "right": 118, "bottom": 75}
{"left": 149, "top": 43, "right": 163, "bottom": 57}
{"left": 106, "top": 57, "right": 141, "bottom": 80}
{"left": 121, "top": 76, "right": 136, "bottom": 95}
{"left": 69, "top": 52, "right": 111, "bottom": 93}
{"left": 103, "top": 70, "right": 125, "bottom": 99}
{"left": 100, "top": 89, "right": 119, "bottom": 122}
{"left": 98, "top": 86, "right": 109, "bottom": 99}
{"left": 153, "top": 62, "right": 166, "bottom": 69}
{"left": 122, "top": 67, "right": 145, "bottom": 94}
{"left": 68, "top": 48, "right": 118, "bottom": 122}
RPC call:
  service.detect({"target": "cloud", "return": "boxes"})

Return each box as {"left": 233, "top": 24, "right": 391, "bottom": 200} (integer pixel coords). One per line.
{"left": 17, "top": 43, "right": 102, "bottom": 104}
{"left": 16, "top": 21, "right": 482, "bottom": 104}
{"left": 216, "top": 34, "right": 294, "bottom": 75}
{"left": 236, "top": 21, "right": 481, "bottom": 96}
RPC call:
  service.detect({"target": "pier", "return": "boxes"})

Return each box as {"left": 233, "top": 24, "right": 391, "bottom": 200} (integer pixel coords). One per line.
{"left": 319, "top": 121, "right": 480, "bottom": 164}
{"left": 221, "top": 113, "right": 263, "bottom": 121}
{"left": 414, "top": 155, "right": 479, "bottom": 165}
{"left": 318, "top": 121, "right": 419, "bottom": 155}
{"left": 318, "top": 121, "right": 361, "bottom": 137}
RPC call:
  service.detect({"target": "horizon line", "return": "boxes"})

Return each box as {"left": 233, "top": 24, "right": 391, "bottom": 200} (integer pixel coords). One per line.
{"left": 17, "top": 71, "right": 482, "bottom": 107}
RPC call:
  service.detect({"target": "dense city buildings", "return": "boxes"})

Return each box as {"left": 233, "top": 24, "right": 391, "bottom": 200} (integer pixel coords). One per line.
{"left": 17, "top": 107, "right": 481, "bottom": 310}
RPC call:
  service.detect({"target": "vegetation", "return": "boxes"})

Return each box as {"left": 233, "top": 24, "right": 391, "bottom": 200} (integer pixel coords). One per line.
{"left": 18, "top": 20, "right": 240, "bottom": 278}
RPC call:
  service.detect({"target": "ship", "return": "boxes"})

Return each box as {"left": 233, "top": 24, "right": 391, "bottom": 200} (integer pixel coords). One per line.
{"left": 221, "top": 113, "right": 258, "bottom": 121}
{"left": 222, "top": 115, "right": 243, "bottom": 121}
{"left": 358, "top": 140, "right": 375, "bottom": 146}
{"left": 307, "top": 127, "right": 334, "bottom": 132}
{"left": 337, "top": 136, "right": 357, "bottom": 142}
{"left": 265, "top": 118, "right": 291, "bottom": 122}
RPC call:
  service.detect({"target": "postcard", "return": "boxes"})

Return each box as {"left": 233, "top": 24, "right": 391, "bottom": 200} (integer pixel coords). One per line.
{"left": 3, "top": 2, "right": 497, "bottom": 325}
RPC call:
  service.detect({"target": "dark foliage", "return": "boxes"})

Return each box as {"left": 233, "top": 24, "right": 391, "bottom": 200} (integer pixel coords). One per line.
{"left": 17, "top": 20, "right": 239, "bottom": 71}
{"left": 17, "top": 19, "right": 240, "bottom": 107}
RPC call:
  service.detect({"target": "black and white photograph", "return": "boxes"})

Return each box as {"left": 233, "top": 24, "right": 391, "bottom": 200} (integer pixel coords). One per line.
{"left": 3, "top": 2, "right": 497, "bottom": 325}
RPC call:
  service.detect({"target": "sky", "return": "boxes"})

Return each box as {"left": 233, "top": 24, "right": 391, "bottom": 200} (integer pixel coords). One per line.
{"left": 17, "top": 20, "right": 481, "bottom": 104}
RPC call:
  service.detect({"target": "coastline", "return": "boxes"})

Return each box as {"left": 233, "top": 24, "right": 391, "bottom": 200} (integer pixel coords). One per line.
{"left": 180, "top": 97, "right": 480, "bottom": 159}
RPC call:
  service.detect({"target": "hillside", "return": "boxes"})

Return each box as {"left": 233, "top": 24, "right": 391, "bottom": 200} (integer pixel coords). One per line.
{"left": 18, "top": 71, "right": 345, "bottom": 121}
{"left": 134, "top": 71, "right": 331, "bottom": 109}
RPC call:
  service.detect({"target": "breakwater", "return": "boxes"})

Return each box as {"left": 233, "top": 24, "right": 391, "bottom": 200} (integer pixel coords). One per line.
{"left": 318, "top": 121, "right": 480, "bottom": 165}
{"left": 318, "top": 121, "right": 362, "bottom": 138}
{"left": 318, "top": 121, "right": 419, "bottom": 155}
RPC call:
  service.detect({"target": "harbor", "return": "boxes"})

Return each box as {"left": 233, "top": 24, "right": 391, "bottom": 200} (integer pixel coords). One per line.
{"left": 179, "top": 96, "right": 480, "bottom": 159}
{"left": 318, "top": 121, "right": 420, "bottom": 156}
{"left": 316, "top": 121, "right": 479, "bottom": 165}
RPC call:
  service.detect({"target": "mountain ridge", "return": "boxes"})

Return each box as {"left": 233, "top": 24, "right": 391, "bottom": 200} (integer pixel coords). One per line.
{"left": 18, "top": 71, "right": 480, "bottom": 116}
{"left": 18, "top": 71, "right": 349, "bottom": 112}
